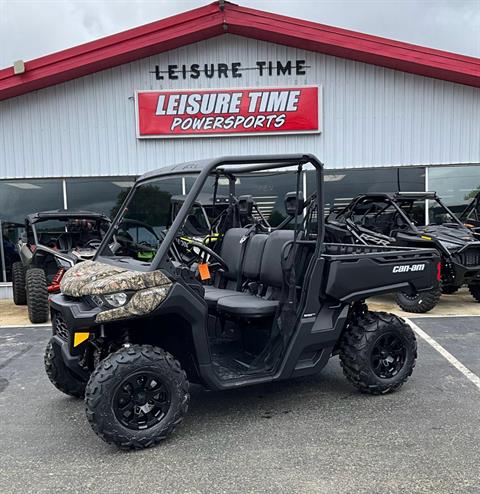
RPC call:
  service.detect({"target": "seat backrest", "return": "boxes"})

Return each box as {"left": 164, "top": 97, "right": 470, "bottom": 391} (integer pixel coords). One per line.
{"left": 259, "top": 230, "right": 295, "bottom": 287}
{"left": 242, "top": 234, "right": 268, "bottom": 279}
{"left": 219, "top": 227, "right": 248, "bottom": 281}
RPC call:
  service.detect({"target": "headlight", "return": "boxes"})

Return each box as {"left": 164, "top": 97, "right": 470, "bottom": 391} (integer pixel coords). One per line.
{"left": 90, "top": 292, "right": 128, "bottom": 308}
{"left": 103, "top": 292, "right": 128, "bottom": 308}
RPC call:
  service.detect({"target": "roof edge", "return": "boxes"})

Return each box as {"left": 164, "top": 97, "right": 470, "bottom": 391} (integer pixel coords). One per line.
{"left": 0, "top": 0, "right": 478, "bottom": 101}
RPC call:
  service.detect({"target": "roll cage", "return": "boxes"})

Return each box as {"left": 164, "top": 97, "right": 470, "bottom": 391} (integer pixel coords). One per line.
{"left": 332, "top": 192, "right": 464, "bottom": 234}
{"left": 95, "top": 154, "right": 324, "bottom": 271}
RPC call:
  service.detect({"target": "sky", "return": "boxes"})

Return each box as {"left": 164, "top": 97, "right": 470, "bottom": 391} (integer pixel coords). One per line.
{"left": 0, "top": 0, "right": 479, "bottom": 69}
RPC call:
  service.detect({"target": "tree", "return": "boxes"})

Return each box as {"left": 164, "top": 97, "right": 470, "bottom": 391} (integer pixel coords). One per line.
{"left": 111, "top": 185, "right": 173, "bottom": 228}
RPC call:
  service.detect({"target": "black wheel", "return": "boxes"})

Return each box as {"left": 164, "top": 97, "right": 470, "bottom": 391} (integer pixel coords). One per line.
{"left": 85, "top": 345, "right": 189, "bottom": 449}
{"left": 12, "top": 261, "right": 27, "bottom": 305}
{"left": 339, "top": 311, "right": 417, "bottom": 395}
{"left": 468, "top": 283, "right": 480, "bottom": 302}
{"left": 25, "top": 268, "right": 49, "bottom": 324}
{"left": 44, "top": 338, "right": 87, "bottom": 398}
{"left": 394, "top": 287, "right": 441, "bottom": 313}
{"left": 441, "top": 285, "right": 460, "bottom": 295}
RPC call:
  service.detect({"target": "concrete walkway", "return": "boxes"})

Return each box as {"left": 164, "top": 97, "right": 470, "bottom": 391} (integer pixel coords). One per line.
{"left": 1, "top": 287, "right": 480, "bottom": 327}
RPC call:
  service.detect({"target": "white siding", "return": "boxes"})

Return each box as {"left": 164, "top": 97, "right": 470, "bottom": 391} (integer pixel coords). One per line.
{"left": 0, "top": 34, "right": 479, "bottom": 179}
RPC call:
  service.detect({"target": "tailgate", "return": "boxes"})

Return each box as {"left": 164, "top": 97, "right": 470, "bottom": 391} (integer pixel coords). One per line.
{"left": 323, "top": 246, "right": 440, "bottom": 302}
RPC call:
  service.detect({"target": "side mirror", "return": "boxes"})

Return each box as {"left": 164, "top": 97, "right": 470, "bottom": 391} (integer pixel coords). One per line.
{"left": 238, "top": 195, "right": 254, "bottom": 217}
{"left": 284, "top": 191, "right": 304, "bottom": 216}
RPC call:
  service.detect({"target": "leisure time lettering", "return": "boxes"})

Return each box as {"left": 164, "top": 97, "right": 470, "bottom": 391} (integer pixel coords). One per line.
{"left": 154, "top": 90, "right": 301, "bottom": 132}
{"left": 152, "top": 60, "right": 307, "bottom": 80}
{"left": 136, "top": 86, "right": 320, "bottom": 137}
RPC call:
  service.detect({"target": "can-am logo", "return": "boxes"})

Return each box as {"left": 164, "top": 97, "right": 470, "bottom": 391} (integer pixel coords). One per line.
{"left": 136, "top": 86, "right": 321, "bottom": 138}
{"left": 392, "top": 264, "right": 426, "bottom": 273}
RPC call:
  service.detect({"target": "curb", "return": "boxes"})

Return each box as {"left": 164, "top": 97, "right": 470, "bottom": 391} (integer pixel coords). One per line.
{"left": 0, "top": 323, "right": 51, "bottom": 329}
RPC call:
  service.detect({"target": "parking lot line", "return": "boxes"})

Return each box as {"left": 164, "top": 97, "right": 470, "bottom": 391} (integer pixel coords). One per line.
{"left": 405, "top": 318, "right": 480, "bottom": 392}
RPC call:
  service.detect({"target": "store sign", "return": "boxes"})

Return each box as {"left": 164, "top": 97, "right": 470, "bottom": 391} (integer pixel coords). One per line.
{"left": 135, "top": 86, "right": 321, "bottom": 138}
{"left": 150, "top": 60, "right": 308, "bottom": 80}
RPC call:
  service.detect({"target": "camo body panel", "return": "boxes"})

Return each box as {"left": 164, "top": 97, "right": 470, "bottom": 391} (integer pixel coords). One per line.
{"left": 95, "top": 286, "right": 171, "bottom": 323}
{"left": 60, "top": 260, "right": 171, "bottom": 297}
{"left": 60, "top": 260, "right": 172, "bottom": 323}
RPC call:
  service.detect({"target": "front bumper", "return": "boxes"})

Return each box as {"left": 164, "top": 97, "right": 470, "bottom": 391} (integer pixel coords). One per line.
{"left": 445, "top": 244, "right": 480, "bottom": 286}
{"left": 50, "top": 333, "right": 91, "bottom": 381}
{"left": 49, "top": 293, "right": 101, "bottom": 332}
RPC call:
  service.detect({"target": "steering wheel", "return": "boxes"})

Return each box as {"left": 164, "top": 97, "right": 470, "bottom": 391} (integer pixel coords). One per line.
{"left": 86, "top": 238, "right": 101, "bottom": 249}
{"left": 174, "top": 237, "right": 228, "bottom": 273}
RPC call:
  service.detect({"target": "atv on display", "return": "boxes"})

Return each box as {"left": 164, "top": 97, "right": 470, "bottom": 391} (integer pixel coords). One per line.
{"left": 45, "top": 155, "right": 440, "bottom": 449}
{"left": 326, "top": 192, "right": 480, "bottom": 312}
{"left": 12, "top": 210, "right": 110, "bottom": 323}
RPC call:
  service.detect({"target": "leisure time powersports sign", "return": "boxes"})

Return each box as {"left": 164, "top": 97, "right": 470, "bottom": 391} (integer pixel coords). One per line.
{"left": 135, "top": 86, "right": 321, "bottom": 138}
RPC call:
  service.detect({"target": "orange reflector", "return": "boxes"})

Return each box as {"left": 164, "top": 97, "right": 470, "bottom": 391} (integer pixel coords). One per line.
{"left": 198, "top": 263, "right": 211, "bottom": 281}
{"left": 73, "top": 332, "right": 90, "bottom": 347}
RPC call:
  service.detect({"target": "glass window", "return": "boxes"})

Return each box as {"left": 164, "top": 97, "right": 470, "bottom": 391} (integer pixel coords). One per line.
{"left": 66, "top": 177, "right": 138, "bottom": 218}
{"left": 1, "top": 221, "right": 23, "bottom": 282}
{"left": 186, "top": 170, "right": 300, "bottom": 227}
{"left": 0, "top": 179, "right": 64, "bottom": 282}
{"left": 0, "top": 179, "right": 64, "bottom": 224}
{"left": 428, "top": 165, "right": 480, "bottom": 216}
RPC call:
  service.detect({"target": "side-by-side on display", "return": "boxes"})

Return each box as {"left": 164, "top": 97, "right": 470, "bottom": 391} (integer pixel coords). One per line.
{"left": 43, "top": 154, "right": 440, "bottom": 448}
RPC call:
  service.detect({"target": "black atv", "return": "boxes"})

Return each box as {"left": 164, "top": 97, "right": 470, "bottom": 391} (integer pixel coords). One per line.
{"left": 45, "top": 155, "right": 439, "bottom": 449}
{"left": 12, "top": 210, "right": 110, "bottom": 324}
{"left": 326, "top": 191, "right": 480, "bottom": 312}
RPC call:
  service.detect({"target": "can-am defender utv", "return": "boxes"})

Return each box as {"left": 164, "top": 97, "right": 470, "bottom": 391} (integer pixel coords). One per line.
{"left": 326, "top": 191, "right": 480, "bottom": 312}
{"left": 46, "top": 155, "right": 439, "bottom": 449}
{"left": 12, "top": 210, "right": 110, "bottom": 323}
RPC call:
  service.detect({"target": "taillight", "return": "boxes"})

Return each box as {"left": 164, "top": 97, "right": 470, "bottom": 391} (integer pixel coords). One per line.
{"left": 436, "top": 262, "right": 442, "bottom": 282}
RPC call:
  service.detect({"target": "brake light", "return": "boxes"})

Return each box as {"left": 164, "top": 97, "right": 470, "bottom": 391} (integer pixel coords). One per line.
{"left": 436, "top": 262, "right": 442, "bottom": 282}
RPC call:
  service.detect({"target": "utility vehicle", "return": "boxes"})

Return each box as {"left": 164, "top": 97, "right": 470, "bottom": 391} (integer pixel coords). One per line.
{"left": 326, "top": 192, "right": 480, "bottom": 312}
{"left": 45, "top": 155, "right": 439, "bottom": 449}
{"left": 12, "top": 210, "right": 110, "bottom": 323}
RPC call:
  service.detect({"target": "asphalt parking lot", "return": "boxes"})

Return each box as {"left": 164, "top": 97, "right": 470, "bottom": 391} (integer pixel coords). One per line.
{"left": 0, "top": 318, "right": 479, "bottom": 494}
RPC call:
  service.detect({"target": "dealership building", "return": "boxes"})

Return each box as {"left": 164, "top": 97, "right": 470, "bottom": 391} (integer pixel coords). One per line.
{"left": 0, "top": 1, "right": 479, "bottom": 295}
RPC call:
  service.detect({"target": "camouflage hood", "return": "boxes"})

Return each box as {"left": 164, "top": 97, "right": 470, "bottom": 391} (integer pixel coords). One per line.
{"left": 60, "top": 260, "right": 173, "bottom": 324}
{"left": 60, "top": 260, "right": 171, "bottom": 297}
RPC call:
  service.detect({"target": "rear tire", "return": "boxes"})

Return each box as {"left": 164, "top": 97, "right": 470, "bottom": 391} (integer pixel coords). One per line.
{"left": 85, "top": 345, "right": 189, "bottom": 449}
{"left": 468, "top": 283, "right": 480, "bottom": 302}
{"left": 441, "top": 285, "right": 460, "bottom": 295}
{"left": 12, "top": 262, "right": 27, "bottom": 305}
{"left": 394, "top": 287, "right": 440, "bottom": 314}
{"left": 26, "top": 268, "right": 49, "bottom": 324}
{"left": 44, "top": 339, "right": 86, "bottom": 398}
{"left": 339, "top": 311, "right": 417, "bottom": 395}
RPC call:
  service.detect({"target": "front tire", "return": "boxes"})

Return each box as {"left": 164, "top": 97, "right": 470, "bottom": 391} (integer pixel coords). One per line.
{"left": 441, "top": 284, "right": 460, "bottom": 295}
{"left": 12, "top": 262, "right": 27, "bottom": 305}
{"left": 44, "top": 339, "right": 87, "bottom": 398}
{"left": 394, "top": 287, "right": 441, "bottom": 313}
{"left": 339, "top": 311, "right": 417, "bottom": 395}
{"left": 85, "top": 345, "right": 189, "bottom": 449}
{"left": 25, "top": 268, "right": 49, "bottom": 324}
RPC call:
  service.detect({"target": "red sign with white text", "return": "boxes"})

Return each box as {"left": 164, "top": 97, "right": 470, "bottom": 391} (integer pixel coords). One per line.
{"left": 136, "top": 86, "right": 320, "bottom": 138}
